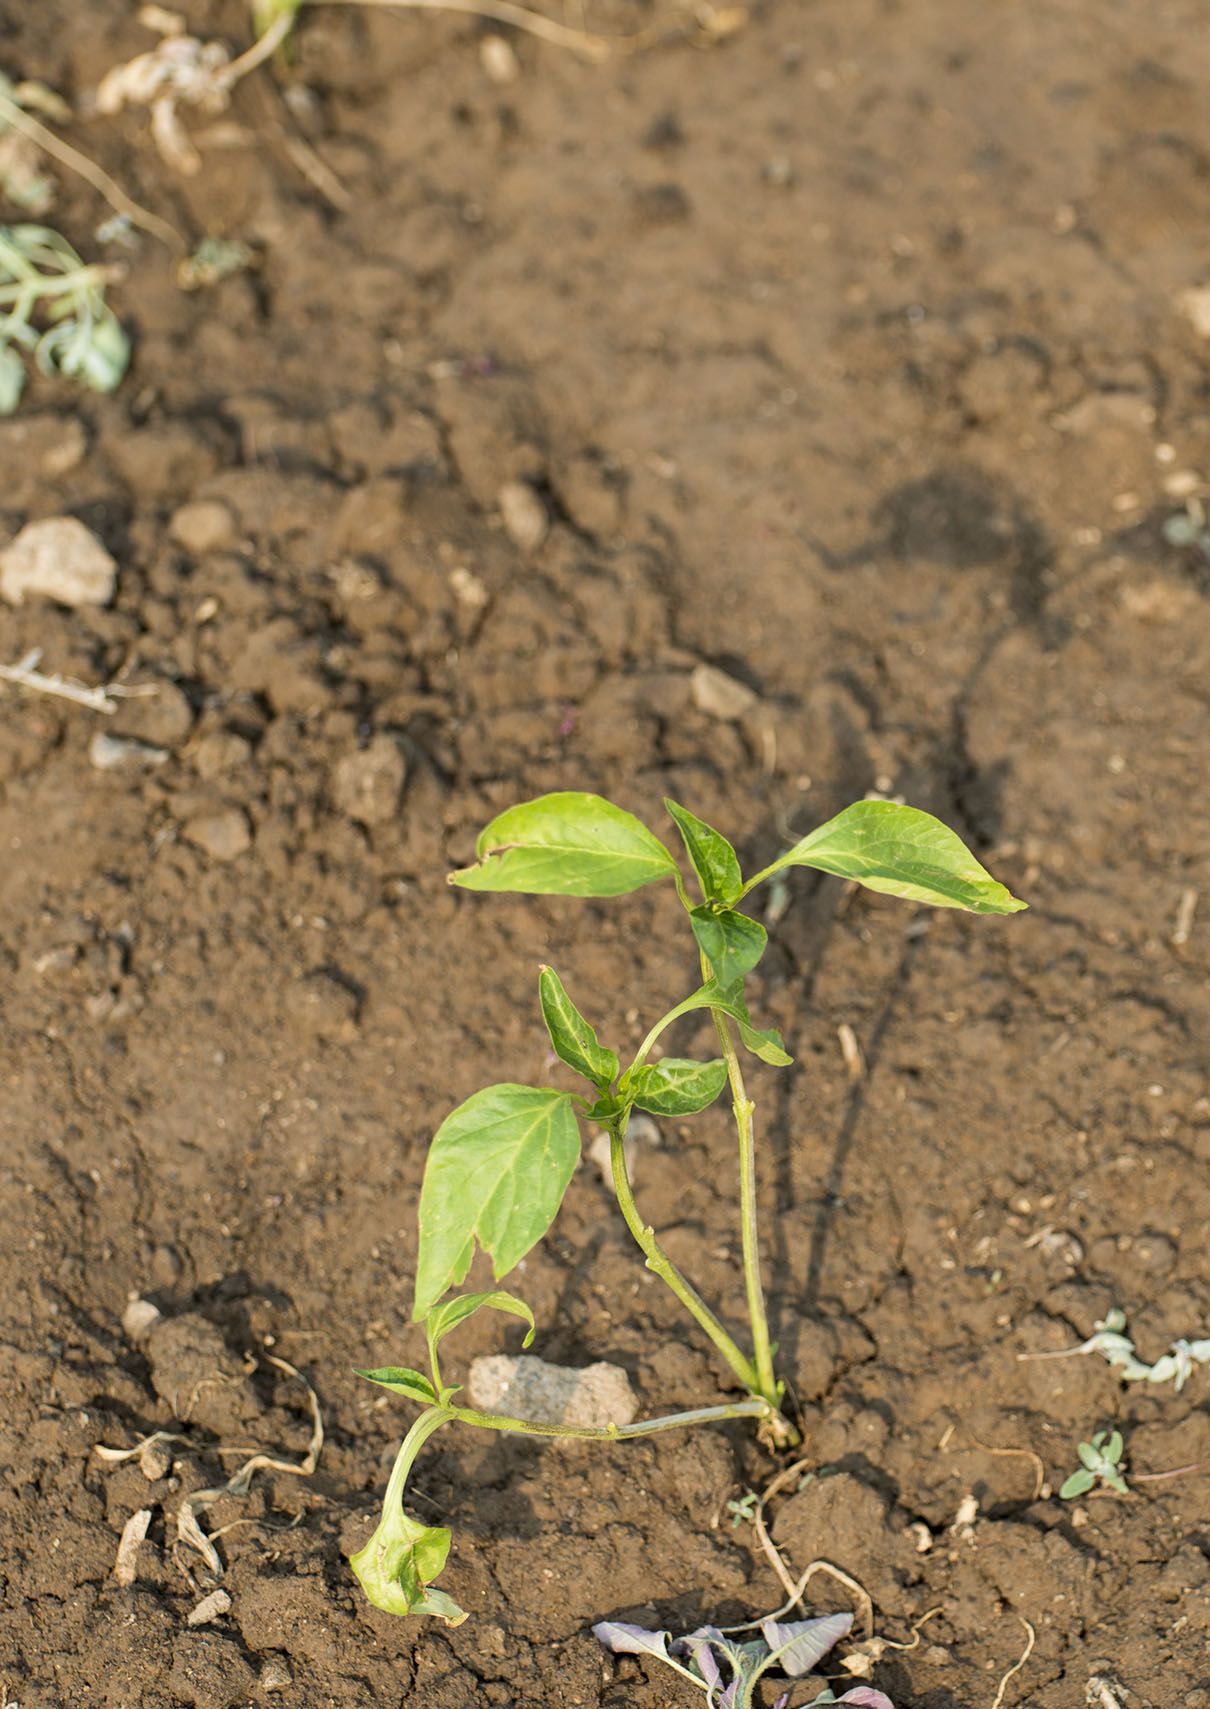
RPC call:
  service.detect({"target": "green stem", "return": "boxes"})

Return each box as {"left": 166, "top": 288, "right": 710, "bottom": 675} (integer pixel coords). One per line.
{"left": 0, "top": 269, "right": 108, "bottom": 309}
{"left": 608, "top": 1118, "right": 761, "bottom": 1395}
{"left": 381, "top": 1404, "right": 453, "bottom": 1514}
{"left": 446, "top": 1395, "right": 771, "bottom": 1440}
{"left": 701, "top": 952, "right": 779, "bottom": 1410}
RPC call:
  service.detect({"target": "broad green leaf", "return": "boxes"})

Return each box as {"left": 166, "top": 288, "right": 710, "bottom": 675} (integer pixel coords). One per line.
{"left": 449, "top": 792, "right": 677, "bottom": 897}
{"left": 355, "top": 1367, "right": 438, "bottom": 1405}
{"left": 538, "top": 966, "right": 618, "bottom": 1087}
{"left": 413, "top": 1085, "right": 580, "bottom": 1319}
{"left": 658, "top": 981, "right": 792, "bottom": 1068}
{"left": 749, "top": 800, "right": 1025, "bottom": 915}
{"left": 626, "top": 1057, "right": 727, "bottom": 1116}
{"left": 665, "top": 799, "right": 743, "bottom": 904}
{"left": 690, "top": 906, "right": 767, "bottom": 987}
{"left": 350, "top": 1507, "right": 466, "bottom": 1624}
{"left": 425, "top": 1291, "right": 535, "bottom": 1359}
{"left": 1059, "top": 1468, "right": 1095, "bottom": 1500}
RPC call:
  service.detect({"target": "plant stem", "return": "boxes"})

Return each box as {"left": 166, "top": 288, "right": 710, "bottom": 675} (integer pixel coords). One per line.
{"left": 446, "top": 1395, "right": 771, "bottom": 1441}
{"left": 381, "top": 1405, "right": 453, "bottom": 1514}
{"left": 607, "top": 1118, "right": 761, "bottom": 1395}
{"left": 701, "top": 956, "right": 779, "bottom": 1409}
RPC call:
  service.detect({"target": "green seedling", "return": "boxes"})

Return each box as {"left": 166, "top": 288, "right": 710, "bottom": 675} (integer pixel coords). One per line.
{"left": 0, "top": 224, "right": 128, "bottom": 413}
{"left": 1059, "top": 1431, "right": 1128, "bottom": 1499}
{"left": 353, "top": 792, "right": 1024, "bottom": 1621}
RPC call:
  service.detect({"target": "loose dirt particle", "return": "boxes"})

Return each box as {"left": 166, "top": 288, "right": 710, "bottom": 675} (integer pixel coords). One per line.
{"left": 169, "top": 499, "right": 237, "bottom": 555}
{"left": 182, "top": 808, "right": 252, "bottom": 862}
{"left": 330, "top": 735, "right": 406, "bottom": 826}
{"left": 498, "top": 480, "right": 549, "bottom": 552}
{"left": 187, "top": 1589, "right": 232, "bottom": 1627}
{"left": 468, "top": 1354, "right": 638, "bottom": 1429}
{"left": 691, "top": 662, "right": 757, "bottom": 720}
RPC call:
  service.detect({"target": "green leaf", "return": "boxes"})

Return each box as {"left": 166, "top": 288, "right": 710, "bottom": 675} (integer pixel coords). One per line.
{"left": 413, "top": 1085, "right": 580, "bottom": 1319}
{"left": 690, "top": 906, "right": 768, "bottom": 987}
{"left": 355, "top": 1367, "right": 438, "bottom": 1405}
{"left": 350, "top": 1507, "right": 467, "bottom": 1624}
{"left": 749, "top": 800, "right": 1026, "bottom": 915}
{"left": 449, "top": 792, "right": 677, "bottom": 897}
{"left": 538, "top": 966, "right": 618, "bottom": 1087}
{"left": 664, "top": 799, "right": 743, "bottom": 903}
{"left": 661, "top": 981, "right": 792, "bottom": 1068}
{"left": 1059, "top": 1468, "right": 1095, "bottom": 1500}
{"left": 626, "top": 1057, "right": 728, "bottom": 1116}
{"left": 425, "top": 1291, "right": 536, "bottom": 1360}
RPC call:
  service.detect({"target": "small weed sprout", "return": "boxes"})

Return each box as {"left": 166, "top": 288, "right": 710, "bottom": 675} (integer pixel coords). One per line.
{"left": 1021, "top": 1307, "right": 1210, "bottom": 1391}
{"left": 0, "top": 224, "right": 128, "bottom": 412}
{"left": 1060, "top": 1431, "right": 1128, "bottom": 1499}
{"left": 351, "top": 793, "right": 1023, "bottom": 1621}
{"left": 594, "top": 1611, "right": 895, "bottom": 1709}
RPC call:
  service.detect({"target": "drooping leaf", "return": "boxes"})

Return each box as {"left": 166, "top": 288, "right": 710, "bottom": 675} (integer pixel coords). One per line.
{"left": 349, "top": 1507, "right": 466, "bottom": 1624}
{"left": 809, "top": 1691, "right": 896, "bottom": 1709}
{"left": 425, "top": 1292, "right": 535, "bottom": 1372}
{"left": 538, "top": 966, "right": 618, "bottom": 1087}
{"left": 761, "top": 1612, "right": 853, "bottom": 1677}
{"left": 413, "top": 1085, "right": 580, "bottom": 1319}
{"left": 355, "top": 1367, "right": 438, "bottom": 1405}
{"left": 449, "top": 792, "right": 678, "bottom": 897}
{"left": 749, "top": 800, "right": 1026, "bottom": 916}
{"left": 665, "top": 798, "right": 743, "bottom": 904}
{"left": 675, "top": 1628, "right": 724, "bottom": 1691}
{"left": 661, "top": 980, "right": 793, "bottom": 1068}
{"left": 626, "top": 1057, "right": 728, "bottom": 1117}
{"left": 592, "top": 1622, "right": 678, "bottom": 1664}
{"left": 690, "top": 906, "right": 768, "bottom": 987}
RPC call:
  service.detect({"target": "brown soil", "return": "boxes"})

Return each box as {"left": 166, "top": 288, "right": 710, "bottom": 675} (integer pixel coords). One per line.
{"left": 2, "top": 2, "right": 1209, "bottom": 1705}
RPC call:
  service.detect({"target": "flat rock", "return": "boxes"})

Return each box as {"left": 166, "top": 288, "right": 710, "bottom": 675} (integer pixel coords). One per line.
{"left": 0, "top": 517, "right": 117, "bottom": 607}
{"left": 330, "top": 734, "right": 406, "bottom": 827}
{"left": 691, "top": 662, "right": 757, "bottom": 720}
{"left": 169, "top": 499, "right": 236, "bottom": 555}
{"left": 468, "top": 1353, "right": 638, "bottom": 1429}
{"left": 498, "top": 479, "right": 549, "bottom": 552}
{"left": 182, "top": 808, "right": 252, "bottom": 862}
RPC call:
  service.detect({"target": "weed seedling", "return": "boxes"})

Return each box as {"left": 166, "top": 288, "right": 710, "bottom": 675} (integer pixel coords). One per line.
{"left": 595, "top": 1611, "right": 894, "bottom": 1708}
{"left": 351, "top": 793, "right": 1024, "bottom": 1621}
{"left": 1022, "top": 1307, "right": 1210, "bottom": 1391}
{"left": 1059, "top": 1431, "right": 1128, "bottom": 1499}
{"left": 0, "top": 224, "right": 128, "bottom": 412}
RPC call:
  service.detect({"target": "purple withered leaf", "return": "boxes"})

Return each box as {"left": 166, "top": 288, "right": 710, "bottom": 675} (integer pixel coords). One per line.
{"left": 717, "top": 1684, "right": 739, "bottom": 1709}
{"left": 773, "top": 1697, "right": 790, "bottom": 1709}
{"left": 674, "top": 1628, "right": 724, "bottom": 1691}
{"left": 592, "top": 1621, "right": 674, "bottom": 1663}
{"left": 831, "top": 1691, "right": 895, "bottom": 1708}
{"left": 761, "top": 1612, "right": 854, "bottom": 1676}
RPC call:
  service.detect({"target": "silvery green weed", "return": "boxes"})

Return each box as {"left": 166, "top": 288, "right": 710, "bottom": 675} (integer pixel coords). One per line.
{"left": 1021, "top": 1307, "right": 1210, "bottom": 1391}
{"left": 594, "top": 1611, "right": 895, "bottom": 1708}
{"left": 0, "top": 223, "right": 128, "bottom": 412}
{"left": 350, "top": 792, "right": 1024, "bottom": 1622}
{"left": 1059, "top": 1431, "right": 1128, "bottom": 1499}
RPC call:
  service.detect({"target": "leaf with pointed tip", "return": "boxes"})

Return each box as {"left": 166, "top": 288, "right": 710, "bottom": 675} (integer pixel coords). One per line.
{"left": 749, "top": 800, "right": 1026, "bottom": 915}
{"left": 592, "top": 1623, "right": 676, "bottom": 1664}
{"left": 659, "top": 980, "right": 792, "bottom": 1068}
{"left": 449, "top": 792, "right": 677, "bottom": 897}
{"left": 355, "top": 1367, "right": 438, "bottom": 1405}
{"left": 425, "top": 1292, "right": 535, "bottom": 1373}
{"left": 665, "top": 798, "right": 743, "bottom": 903}
{"left": 349, "top": 1507, "right": 466, "bottom": 1624}
{"left": 761, "top": 1613, "right": 853, "bottom": 1677}
{"left": 538, "top": 966, "right": 618, "bottom": 1088}
{"left": 690, "top": 906, "right": 768, "bottom": 987}
{"left": 810, "top": 1691, "right": 897, "bottom": 1709}
{"left": 626, "top": 1057, "right": 728, "bottom": 1117}
{"left": 413, "top": 1085, "right": 580, "bottom": 1319}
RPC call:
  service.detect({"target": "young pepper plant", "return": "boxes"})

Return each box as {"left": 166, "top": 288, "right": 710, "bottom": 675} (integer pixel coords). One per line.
{"left": 352, "top": 793, "right": 1024, "bottom": 1620}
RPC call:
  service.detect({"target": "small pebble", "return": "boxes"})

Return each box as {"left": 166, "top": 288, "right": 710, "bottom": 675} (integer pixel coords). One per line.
{"left": 182, "top": 808, "right": 252, "bottom": 863}
{"left": 691, "top": 662, "right": 757, "bottom": 720}
{"left": 259, "top": 1657, "right": 293, "bottom": 1694}
{"left": 114, "top": 1508, "right": 153, "bottom": 1586}
{"left": 0, "top": 516, "right": 117, "bottom": 608}
{"left": 331, "top": 735, "right": 406, "bottom": 827}
{"left": 187, "top": 1589, "right": 232, "bottom": 1628}
{"left": 498, "top": 480, "right": 549, "bottom": 553}
{"left": 480, "top": 33, "right": 520, "bottom": 83}
{"left": 468, "top": 1353, "right": 638, "bottom": 1429}
{"left": 122, "top": 1297, "right": 163, "bottom": 1344}
{"left": 89, "top": 732, "right": 170, "bottom": 771}
{"left": 169, "top": 499, "right": 236, "bottom": 555}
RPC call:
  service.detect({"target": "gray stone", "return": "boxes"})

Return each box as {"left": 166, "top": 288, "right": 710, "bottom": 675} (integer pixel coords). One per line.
{"left": 468, "top": 1353, "right": 638, "bottom": 1429}
{"left": 89, "top": 733, "right": 169, "bottom": 771}
{"left": 691, "top": 662, "right": 757, "bottom": 721}
{"left": 0, "top": 516, "right": 117, "bottom": 607}
{"left": 330, "top": 734, "right": 405, "bottom": 827}
{"left": 182, "top": 808, "right": 252, "bottom": 862}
